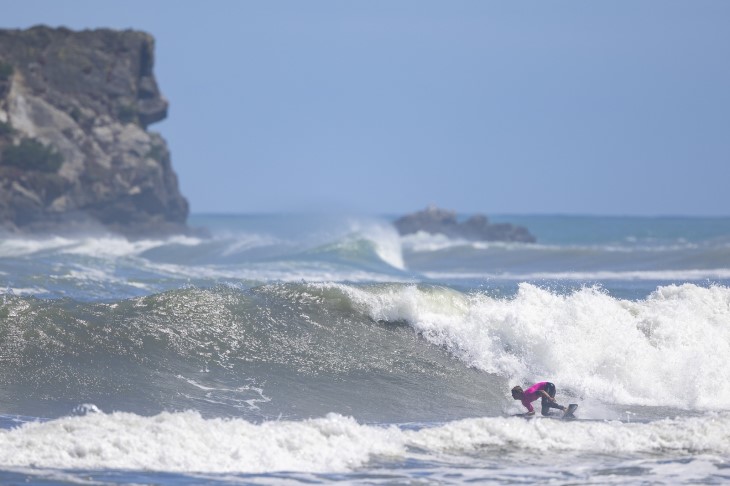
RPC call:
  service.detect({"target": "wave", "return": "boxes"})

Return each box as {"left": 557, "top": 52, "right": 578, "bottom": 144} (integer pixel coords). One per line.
{"left": 424, "top": 268, "right": 730, "bottom": 281}
{"left": 400, "top": 231, "right": 719, "bottom": 254}
{"left": 0, "top": 220, "right": 407, "bottom": 301}
{"left": 140, "top": 260, "right": 413, "bottom": 283}
{"left": 3, "top": 219, "right": 729, "bottom": 305}
{"left": 318, "top": 282, "right": 730, "bottom": 409}
{"left": 1, "top": 282, "right": 729, "bottom": 418}
{"left": 353, "top": 220, "right": 405, "bottom": 270}
{"left": 400, "top": 232, "right": 730, "bottom": 284}
{"left": 401, "top": 231, "right": 533, "bottom": 253}
{"left": 0, "top": 234, "right": 203, "bottom": 259}
{"left": 0, "top": 219, "right": 402, "bottom": 267}
{"left": 1, "top": 411, "right": 728, "bottom": 473}
{"left": 0, "top": 284, "right": 496, "bottom": 421}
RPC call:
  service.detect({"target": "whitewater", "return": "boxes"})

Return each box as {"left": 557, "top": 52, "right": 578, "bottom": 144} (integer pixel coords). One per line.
{"left": 1, "top": 213, "right": 729, "bottom": 484}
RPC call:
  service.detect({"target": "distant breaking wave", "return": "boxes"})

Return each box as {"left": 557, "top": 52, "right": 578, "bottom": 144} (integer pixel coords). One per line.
{"left": 0, "top": 219, "right": 409, "bottom": 300}
{"left": 3, "top": 219, "right": 730, "bottom": 302}
{"left": 400, "top": 230, "right": 730, "bottom": 253}
{"left": 424, "top": 268, "right": 730, "bottom": 281}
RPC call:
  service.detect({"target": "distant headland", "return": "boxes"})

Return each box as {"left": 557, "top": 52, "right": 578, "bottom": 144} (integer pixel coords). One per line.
{"left": 394, "top": 206, "right": 536, "bottom": 243}
{"left": 0, "top": 26, "right": 188, "bottom": 236}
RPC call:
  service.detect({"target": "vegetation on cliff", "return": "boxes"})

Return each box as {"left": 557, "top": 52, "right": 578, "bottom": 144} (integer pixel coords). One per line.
{"left": 2, "top": 138, "right": 63, "bottom": 172}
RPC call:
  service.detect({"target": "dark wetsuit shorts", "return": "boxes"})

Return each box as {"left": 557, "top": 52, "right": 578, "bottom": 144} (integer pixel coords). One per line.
{"left": 541, "top": 382, "right": 562, "bottom": 416}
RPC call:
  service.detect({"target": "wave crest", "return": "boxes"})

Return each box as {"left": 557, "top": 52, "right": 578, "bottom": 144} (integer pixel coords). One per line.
{"left": 332, "top": 282, "right": 730, "bottom": 409}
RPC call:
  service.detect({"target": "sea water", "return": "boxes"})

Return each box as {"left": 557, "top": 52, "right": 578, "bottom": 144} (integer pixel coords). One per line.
{"left": 1, "top": 213, "right": 729, "bottom": 484}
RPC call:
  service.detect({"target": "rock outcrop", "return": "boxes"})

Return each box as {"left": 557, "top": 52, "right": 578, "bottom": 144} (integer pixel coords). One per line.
{"left": 0, "top": 26, "right": 188, "bottom": 235}
{"left": 394, "top": 206, "right": 536, "bottom": 243}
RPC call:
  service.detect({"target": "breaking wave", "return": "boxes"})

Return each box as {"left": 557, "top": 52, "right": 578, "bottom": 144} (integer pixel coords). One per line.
{"left": 1, "top": 282, "right": 729, "bottom": 418}
{"left": 334, "top": 282, "right": 730, "bottom": 409}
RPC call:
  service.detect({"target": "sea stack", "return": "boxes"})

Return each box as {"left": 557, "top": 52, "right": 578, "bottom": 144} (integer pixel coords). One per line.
{"left": 394, "top": 206, "right": 536, "bottom": 243}
{"left": 0, "top": 26, "right": 188, "bottom": 235}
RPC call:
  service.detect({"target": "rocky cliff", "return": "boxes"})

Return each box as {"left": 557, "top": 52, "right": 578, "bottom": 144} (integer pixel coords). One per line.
{"left": 394, "top": 206, "right": 536, "bottom": 243}
{"left": 0, "top": 26, "right": 188, "bottom": 235}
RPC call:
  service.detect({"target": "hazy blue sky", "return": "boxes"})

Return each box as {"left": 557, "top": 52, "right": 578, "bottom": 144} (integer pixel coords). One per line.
{"left": 2, "top": 1, "right": 729, "bottom": 215}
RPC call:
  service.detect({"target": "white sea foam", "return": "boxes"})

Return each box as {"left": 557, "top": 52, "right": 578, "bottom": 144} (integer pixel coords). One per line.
{"left": 400, "top": 231, "right": 519, "bottom": 252}
{"left": 58, "top": 264, "right": 150, "bottom": 291}
{"left": 400, "top": 231, "right": 712, "bottom": 254}
{"left": 0, "top": 286, "right": 48, "bottom": 296}
{"left": 331, "top": 282, "right": 730, "bottom": 409}
{"left": 0, "top": 412, "right": 403, "bottom": 473}
{"left": 0, "top": 235, "right": 203, "bottom": 259}
{"left": 407, "top": 413, "right": 730, "bottom": 455}
{"left": 142, "top": 260, "right": 415, "bottom": 284}
{"left": 60, "top": 235, "right": 202, "bottom": 258}
{"left": 0, "top": 411, "right": 728, "bottom": 473}
{"left": 0, "top": 236, "right": 75, "bottom": 257}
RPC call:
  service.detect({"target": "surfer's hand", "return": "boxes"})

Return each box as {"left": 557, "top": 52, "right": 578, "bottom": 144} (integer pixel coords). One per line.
{"left": 540, "top": 391, "right": 555, "bottom": 402}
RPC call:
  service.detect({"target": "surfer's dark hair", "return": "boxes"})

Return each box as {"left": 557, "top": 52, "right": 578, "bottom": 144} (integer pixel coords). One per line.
{"left": 511, "top": 386, "right": 523, "bottom": 398}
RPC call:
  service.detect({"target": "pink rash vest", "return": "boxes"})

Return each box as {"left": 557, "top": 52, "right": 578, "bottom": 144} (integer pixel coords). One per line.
{"left": 521, "top": 382, "right": 548, "bottom": 413}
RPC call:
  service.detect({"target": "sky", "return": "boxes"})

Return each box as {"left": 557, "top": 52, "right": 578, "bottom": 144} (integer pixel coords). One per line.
{"left": 1, "top": 1, "right": 729, "bottom": 216}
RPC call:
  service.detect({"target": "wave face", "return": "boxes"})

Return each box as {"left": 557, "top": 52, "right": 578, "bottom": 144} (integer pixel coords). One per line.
{"left": 2, "top": 282, "right": 728, "bottom": 421}
{"left": 0, "top": 284, "right": 498, "bottom": 421}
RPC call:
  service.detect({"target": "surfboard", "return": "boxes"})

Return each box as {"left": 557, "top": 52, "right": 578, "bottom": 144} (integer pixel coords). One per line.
{"left": 563, "top": 403, "right": 578, "bottom": 419}
{"left": 514, "top": 404, "right": 578, "bottom": 420}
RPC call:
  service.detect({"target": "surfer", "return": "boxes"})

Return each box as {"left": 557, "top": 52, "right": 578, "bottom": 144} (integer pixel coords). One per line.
{"left": 511, "top": 382, "right": 571, "bottom": 416}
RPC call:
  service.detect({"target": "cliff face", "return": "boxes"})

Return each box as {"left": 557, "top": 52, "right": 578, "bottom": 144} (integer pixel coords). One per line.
{"left": 0, "top": 26, "right": 188, "bottom": 235}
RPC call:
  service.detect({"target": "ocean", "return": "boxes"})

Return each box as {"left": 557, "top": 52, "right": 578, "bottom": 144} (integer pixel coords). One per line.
{"left": 1, "top": 213, "right": 729, "bottom": 485}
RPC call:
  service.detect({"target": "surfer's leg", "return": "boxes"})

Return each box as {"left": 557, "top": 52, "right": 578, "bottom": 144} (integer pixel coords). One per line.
{"left": 542, "top": 383, "right": 565, "bottom": 415}
{"left": 541, "top": 383, "right": 556, "bottom": 415}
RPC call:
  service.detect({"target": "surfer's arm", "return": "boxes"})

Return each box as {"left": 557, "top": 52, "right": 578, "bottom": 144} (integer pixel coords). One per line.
{"left": 538, "top": 390, "right": 555, "bottom": 402}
